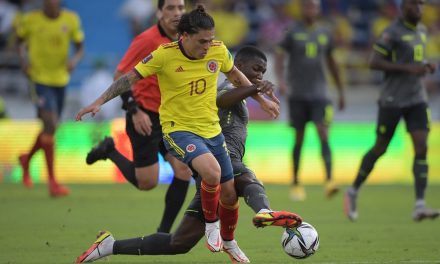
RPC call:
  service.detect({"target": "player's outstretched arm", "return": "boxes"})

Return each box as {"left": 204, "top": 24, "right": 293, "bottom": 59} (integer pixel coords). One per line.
{"left": 224, "top": 66, "right": 280, "bottom": 118}
{"left": 217, "top": 83, "right": 262, "bottom": 109}
{"left": 76, "top": 70, "right": 141, "bottom": 121}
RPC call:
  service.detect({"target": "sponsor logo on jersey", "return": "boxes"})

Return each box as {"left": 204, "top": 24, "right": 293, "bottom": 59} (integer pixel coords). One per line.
{"left": 207, "top": 60, "right": 218, "bottom": 73}
{"left": 175, "top": 66, "right": 184, "bottom": 72}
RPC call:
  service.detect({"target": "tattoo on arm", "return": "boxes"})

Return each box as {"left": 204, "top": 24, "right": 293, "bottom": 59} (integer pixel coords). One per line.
{"left": 231, "top": 78, "right": 242, "bottom": 87}
{"left": 100, "top": 74, "right": 133, "bottom": 104}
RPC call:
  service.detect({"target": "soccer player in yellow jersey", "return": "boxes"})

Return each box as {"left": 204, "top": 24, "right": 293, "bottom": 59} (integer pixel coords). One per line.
{"left": 76, "top": 6, "right": 279, "bottom": 263}
{"left": 16, "top": 0, "right": 84, "bottom": 197}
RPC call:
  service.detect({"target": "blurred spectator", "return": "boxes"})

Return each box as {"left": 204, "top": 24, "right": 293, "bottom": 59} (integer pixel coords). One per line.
{"left": 0, "top": 96, "right": 7, "bottom": 118}
{"left": 285, "top": 0, "right": 301, "bottom": 20}
{"left": 79, "top": 59, "right": 120, "bottom": 122}
{"left": 234, "top": 0, "right": 264, "bottom": 46}
{"left": 208, "top": 0, "right": 249, "bottom": 51}
{"left": 346, "top": 0, "right": 380, "bottom": 48}
{"left": 320, "top": 0, "right": 351, "bottom": 15}
{"left": 325, "top": 6, "right": 354, "bottom": 87}
{"left": 120, "top": 0, "right": 155, "bottom": 37}
{"left": 0, "top": 0, "right": 17, "bottom": 49}
{"left": 425, "top": 9, "right": 440, "bottom": 94}
{"left": 370, "top": 1, "right": 397, "bottom": 40}
{"left": 259, "top": 0, "right": 293, "bottom": 52}
{"left": 421, "top": 1, "right": 439, "bottom": 28}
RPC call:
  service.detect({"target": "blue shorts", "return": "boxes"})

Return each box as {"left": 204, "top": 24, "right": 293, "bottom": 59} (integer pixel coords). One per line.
{"left": 163, "top": 132, "right": 233, "bottom": 183}
{"left": 34, "top": 83, "right": 66, "bottom": 117}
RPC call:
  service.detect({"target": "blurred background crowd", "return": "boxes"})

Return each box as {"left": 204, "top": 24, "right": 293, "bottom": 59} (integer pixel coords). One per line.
{"left": 0, "top": 0, "right": 439, "bottom": 121}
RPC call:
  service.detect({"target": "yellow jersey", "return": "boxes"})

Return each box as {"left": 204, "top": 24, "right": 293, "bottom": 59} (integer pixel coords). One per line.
{"left": 16, "top": 9, "right": 84, "bottom": 87}
{"left": 135, "top": 40, "right": 234, "bottom": 138}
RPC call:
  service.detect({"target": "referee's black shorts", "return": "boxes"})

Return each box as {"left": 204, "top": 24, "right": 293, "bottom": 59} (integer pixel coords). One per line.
{"left": 125, "top": 108, "right": 168, "bottom": 167}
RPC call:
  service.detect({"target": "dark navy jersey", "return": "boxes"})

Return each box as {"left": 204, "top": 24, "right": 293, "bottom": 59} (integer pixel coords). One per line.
{"left": 277, "top": 21, "right": 333, "bottom": 101}
{"left": 217, "top": 80, "right": 248, "bottom": 161}
{"left": 373, "top": 19, "right": 428, "bottom": 107}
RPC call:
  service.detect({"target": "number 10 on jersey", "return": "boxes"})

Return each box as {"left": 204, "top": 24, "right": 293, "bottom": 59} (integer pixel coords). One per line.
{"left": 189, "top": 79, "right": 207, "bottom": 95}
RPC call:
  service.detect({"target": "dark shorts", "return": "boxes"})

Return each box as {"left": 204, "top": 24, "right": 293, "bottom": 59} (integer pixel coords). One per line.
{"left": 288, "top": 98, "right": 333, "bottom": 130}
{"left": 185, "top": 159, "right": 261, "bottom": 221}
{"left": 163, "top": 131, "right": 233, "bottom": 183}
{"left": 33, "top": 83, "right": 66, "bottom": 117}
{"left": 126, "top": 108, "right": 168, "bottom": 167}
{"left": 376, "top": 103, "right": 430, "bottom": 139}
{"left": 230, "top": 160, "right": 262, "bottom": 197}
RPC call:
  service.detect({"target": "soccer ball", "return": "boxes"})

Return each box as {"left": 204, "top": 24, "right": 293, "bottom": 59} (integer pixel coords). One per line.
{"left": 281, "top": 222, "right": 319, "bottom": 259}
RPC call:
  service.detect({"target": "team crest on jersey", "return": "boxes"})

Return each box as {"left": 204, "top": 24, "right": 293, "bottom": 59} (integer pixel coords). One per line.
{"left": 61, "top": 24, "right": 69, "bottom": 33}
{"left": 142, "top": 54, "right": 153, "bottom": 64}
{"left": 186, "top": 144, "right": 196, "bottom": 153}
{"left": 207, "top": 60, "right": 218, "bottom": 73}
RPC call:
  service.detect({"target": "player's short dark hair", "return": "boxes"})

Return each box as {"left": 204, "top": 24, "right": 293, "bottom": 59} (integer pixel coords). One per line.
{"left": 177, "top": 5, "right": 214, "bottom": 35}
{"left": 235, "top": 46, "right": 267, "bottom": 64}
{"left": 158, "top": 0, "right": 165, "bottom": 9}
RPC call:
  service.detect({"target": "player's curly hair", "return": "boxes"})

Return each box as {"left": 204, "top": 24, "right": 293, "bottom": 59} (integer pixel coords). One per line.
{"left": 177, "top": 5, "right": 214, "bottom": 35}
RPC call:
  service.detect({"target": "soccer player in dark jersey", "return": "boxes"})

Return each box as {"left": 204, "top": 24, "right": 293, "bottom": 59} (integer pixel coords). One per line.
{"left": 344, "top": 0, "right": 439, "bottom": 222}
{"left": 85, "top": 0, "right": 192, "bottom": 234}
{"left": 16, "top": 0, "right": 84, "bottom": 197}
{"left": 75, "top": 46, "right": 302, "bottom": 264}
{"left": 274, "top": 0, "right": 345, "bottom": 201}
{"left": 76, "top": 6, "right": 282, "bottom": 262}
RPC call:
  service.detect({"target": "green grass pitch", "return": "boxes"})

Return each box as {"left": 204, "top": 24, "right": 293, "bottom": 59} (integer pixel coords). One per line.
{"left": 1, "top": 183, "right": 439, "bottom": 263}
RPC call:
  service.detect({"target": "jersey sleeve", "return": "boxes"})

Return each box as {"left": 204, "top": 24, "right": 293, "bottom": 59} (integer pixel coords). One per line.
{"left": 134, "top": 48, "right": 164, "bottom": 79}
{"left": 70, "top": 12, "right": 85, "bottom": 43}
{"left": 217, "top": 81, "right": 234, "bottom": 98}
{"left": 373, "top": 27, "right": 394, "bottom": 58}
{"left": 220, "top": 45, "right": 234, "bottom": 73}
{"left": 117, "top": 34, "right": 153, "bottom": 73}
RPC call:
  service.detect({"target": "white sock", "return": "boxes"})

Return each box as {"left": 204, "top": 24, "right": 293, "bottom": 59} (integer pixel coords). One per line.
{"left": 257, "top": 208, "right": 272, "bottom": 214}
{"left": 415, "top": 199, "right": 425, "bottom": 208}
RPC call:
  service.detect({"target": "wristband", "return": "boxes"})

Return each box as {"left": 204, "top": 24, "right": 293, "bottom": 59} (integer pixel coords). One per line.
{"left": 126, "top": 101, "right": 138, "bottom": 115}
